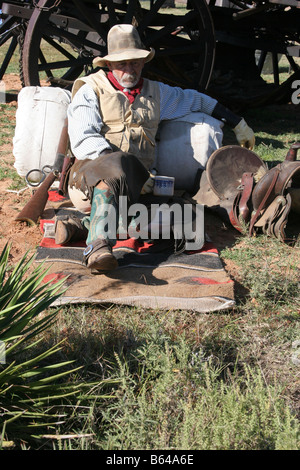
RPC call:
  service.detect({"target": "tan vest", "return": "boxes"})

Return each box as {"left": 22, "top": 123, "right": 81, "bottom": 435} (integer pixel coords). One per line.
{"left": 72, "top": 70, "right": 160, "bottom": 170}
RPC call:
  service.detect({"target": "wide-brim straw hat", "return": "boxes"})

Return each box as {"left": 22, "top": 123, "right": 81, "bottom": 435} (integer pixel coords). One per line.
{"left": 93, "top": 24, "right": 155, "bottom": 67}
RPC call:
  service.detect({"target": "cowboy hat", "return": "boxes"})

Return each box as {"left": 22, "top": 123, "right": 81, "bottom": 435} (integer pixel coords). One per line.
{"left": 93, "top": 24, "right": 155, "bottom": 67}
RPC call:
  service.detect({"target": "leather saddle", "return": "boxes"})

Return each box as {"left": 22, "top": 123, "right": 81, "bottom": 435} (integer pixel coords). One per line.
{"left": 195, "top": 143, "right": 300, "bottom": 242}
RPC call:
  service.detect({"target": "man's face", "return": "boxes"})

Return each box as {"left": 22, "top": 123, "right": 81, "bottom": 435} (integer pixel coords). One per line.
{"left": 107, "top": 59, "right": 145, "bottom": 88}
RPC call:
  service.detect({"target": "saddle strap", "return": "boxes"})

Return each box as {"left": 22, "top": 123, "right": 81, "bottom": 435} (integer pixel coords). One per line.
{"left": 238, "top": 172, "right": 254, "bottom": 222}
{"left": 229, "top": 172, "right": 254, "bottom": 232}
{"left": 249, "top": 167, "right": 280, "bottom": 236}
{"left": 254, "top": 195, "right": 286, "bottom": 235}
{"left": 273, "top": 193, "right": 292, "bottom": 242}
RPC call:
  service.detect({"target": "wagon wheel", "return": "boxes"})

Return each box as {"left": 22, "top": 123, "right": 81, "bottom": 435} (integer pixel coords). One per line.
{"left": 244, "top": 4, "right": 300, "bottom": 106}
{"left": 207, "top": 1, "right": 300, "bottom": 108}
{"left": 21, "top": 0, "right": 215, "bottom": 91}
{"left": 21, "top": 0, "right": 105, "bottom": 87}
{"left": 0, "top": 14, "right": 26, "bottom": 80}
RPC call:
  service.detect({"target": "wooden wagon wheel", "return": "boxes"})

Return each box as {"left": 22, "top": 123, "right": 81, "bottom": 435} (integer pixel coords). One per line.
{"left": 208, "top": 1, "right": 300, "bottom": 107}
{"left": 21, "top": 0, "right": 215, "bottom": 91}
{"left": 0, "top": 13, "right": 26, "bottom": 80}
{"left": 241, "top": 4, "right": 300, "bottom": 105}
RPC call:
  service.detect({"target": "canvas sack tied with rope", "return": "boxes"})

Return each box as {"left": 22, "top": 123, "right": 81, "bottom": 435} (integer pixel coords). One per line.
{"left": 13, "top": 86, "right": 71, "bottom": 184}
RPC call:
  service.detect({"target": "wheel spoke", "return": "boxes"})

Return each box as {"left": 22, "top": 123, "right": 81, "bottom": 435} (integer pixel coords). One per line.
{"left": 42, "top": 36, "right": 77, "bottom": 60}
{"left": 124, "top": 0, "right": 139, "bottom": 24}
{"left": 38, "top": 48, "right": 54, "bottom": 78}
{"left": 156, "top": 42, "right": 206, "bottom": 57}
{"left": 45, "top": 23, "right": 105, "bottom": 54}
{"left": 137, "top": 0, "right": 167, "bottom": 34}
{"left": 0, "top": 35, "right": 18, "bottom": 79}
{"left": 37, "top": 56, "right": 91, "bottom": 72}
{"left": 143, "top": 10, "right": 198, "bottom": 47}
{"left": 106, "top": 0, "right": 119, "bottom": 27}
{"left": 286, "top": 55, "right": 299, "bottom": 74}
{"left": 71, "top": 0, "right": 108, "bottom": 39}
{"left": 146, "top": 63, "right": 194, "bottom": 88}
{"left": 272, "top": 52, "right": 279, "bottom": 86}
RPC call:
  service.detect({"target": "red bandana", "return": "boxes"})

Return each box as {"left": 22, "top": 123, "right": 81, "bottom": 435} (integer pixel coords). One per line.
{"left": 107, "top": 71, "right": 143, "bottom": 104}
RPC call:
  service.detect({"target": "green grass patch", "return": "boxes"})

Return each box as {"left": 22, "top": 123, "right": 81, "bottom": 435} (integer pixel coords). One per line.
{"left": 0, "top": 159, "right": 25, "bottom": 190}
{"left": 99, "top": 347, "right": 299, "bottom": 450}
{"left": 221, "top": 235, "right": 300, "bottom": 316}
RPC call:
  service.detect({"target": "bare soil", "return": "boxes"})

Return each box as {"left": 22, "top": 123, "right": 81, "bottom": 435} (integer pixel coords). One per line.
{"left": 0, "top": 180, "right": 42, "bottom": 263}
{"left": 0, "top": 75, "right": 48, "bottom": 262}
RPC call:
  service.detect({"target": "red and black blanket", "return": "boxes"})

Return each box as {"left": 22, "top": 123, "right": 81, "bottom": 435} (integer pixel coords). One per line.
{"left": 36, "top": 190, "right": 235, "bottom": 313}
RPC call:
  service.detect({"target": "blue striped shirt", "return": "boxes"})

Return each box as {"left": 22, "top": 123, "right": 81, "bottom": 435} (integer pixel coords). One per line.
{"left": 67, "top": 80, "right": 218, "bottom": 160}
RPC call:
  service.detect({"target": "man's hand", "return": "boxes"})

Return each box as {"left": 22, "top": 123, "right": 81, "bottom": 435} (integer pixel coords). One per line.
{"left": 233, "top": 118, "right": 255, "bottom": 149}
{"left": 140, "top": 169, "right": 157, "bottom": 194}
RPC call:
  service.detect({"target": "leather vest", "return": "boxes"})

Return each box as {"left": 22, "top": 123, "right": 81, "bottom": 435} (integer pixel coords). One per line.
{"left": 72, "top": 70, "right": 160, "bottom": 170}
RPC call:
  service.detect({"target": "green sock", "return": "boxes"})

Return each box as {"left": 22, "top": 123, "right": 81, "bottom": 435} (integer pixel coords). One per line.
{"left": 86, "top": 187, "right": 118, "bottom": 245}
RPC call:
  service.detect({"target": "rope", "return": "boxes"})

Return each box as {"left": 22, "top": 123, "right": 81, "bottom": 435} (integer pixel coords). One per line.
{"left": 32, "top": 0, "right": 61, "bottom": 11}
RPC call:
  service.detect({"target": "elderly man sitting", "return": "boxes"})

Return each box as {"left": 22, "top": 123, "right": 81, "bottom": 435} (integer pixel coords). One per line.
{"left": 55, "top": 24, "right": 255, "bottom": 273}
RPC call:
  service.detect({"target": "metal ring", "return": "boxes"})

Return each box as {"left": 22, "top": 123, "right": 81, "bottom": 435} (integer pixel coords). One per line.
{"left": 83, "top": 244, "right": 93, "bottom": 257}
{"left": 42, "top": 165, "right": 53, "bottom": 174}
{"left": 25, "top": 168, "right": 46, "bottom": 187}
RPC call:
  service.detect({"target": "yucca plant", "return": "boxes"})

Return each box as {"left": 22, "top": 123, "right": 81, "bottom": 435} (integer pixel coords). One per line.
{"left": 0, "top": 244, "right": 101, "bottom": 448}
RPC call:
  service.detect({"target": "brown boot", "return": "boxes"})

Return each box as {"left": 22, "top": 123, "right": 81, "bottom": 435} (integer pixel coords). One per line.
{"left": 55, "top": 215, "right": 88, "bottom": 245}
{"left": 83, "top": 238, "right": 118, "bottom": 274}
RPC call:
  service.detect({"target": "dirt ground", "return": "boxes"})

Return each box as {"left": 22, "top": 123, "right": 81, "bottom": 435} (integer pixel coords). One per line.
{"left": 0, "top": 73, "right": 241, "bottom": 281}
{"left": 0, "top": 76, "right": 41, "bottom": 259}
